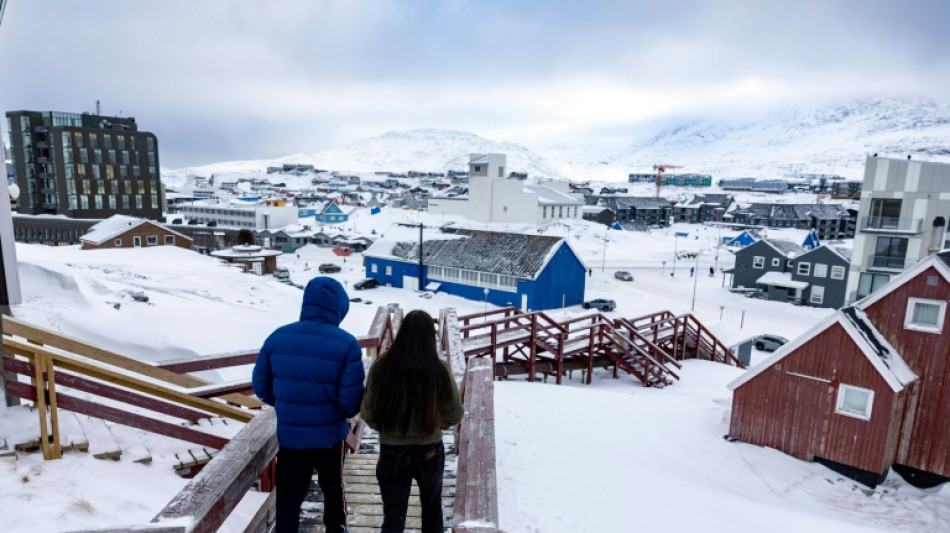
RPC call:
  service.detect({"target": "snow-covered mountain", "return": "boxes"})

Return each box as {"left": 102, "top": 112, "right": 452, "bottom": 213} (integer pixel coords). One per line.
{"left": 608, "top": 96, "right": 950, "bottom": 180}
{"left": 173, "top": 129, "right": 567, "bottom": 180}
{"left": 166, "top": 96, "right": 950, "bottom": 184}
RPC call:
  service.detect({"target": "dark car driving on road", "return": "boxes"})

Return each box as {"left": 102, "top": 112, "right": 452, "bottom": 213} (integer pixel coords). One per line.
{"left": 318, "top": 263, "right": 341, "bottom": 273}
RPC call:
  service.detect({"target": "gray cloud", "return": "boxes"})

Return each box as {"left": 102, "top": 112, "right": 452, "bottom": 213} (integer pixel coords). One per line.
{"left": 1, "top": 0, "right": 948, "bottom": 167}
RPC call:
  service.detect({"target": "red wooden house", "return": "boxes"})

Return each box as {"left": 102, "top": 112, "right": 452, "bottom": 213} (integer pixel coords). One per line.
{"left": 728, "top": 251, "right": 950, "bottom": 487}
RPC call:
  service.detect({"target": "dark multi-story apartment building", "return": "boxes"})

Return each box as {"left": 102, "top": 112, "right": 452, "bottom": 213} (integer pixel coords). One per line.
{"left": 5, "top": 110, "right": 162, "bottom": 219}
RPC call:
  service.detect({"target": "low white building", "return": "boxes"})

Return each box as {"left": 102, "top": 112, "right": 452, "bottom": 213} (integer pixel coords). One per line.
{"left": 427, "top": 153, "right": 584, "bottom": 224}
{"left": 178, "top": 200, "right": 298, "bottom": 230}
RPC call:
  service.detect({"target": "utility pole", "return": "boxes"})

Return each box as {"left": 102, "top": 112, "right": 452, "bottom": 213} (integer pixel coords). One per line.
{"left": 672, "top": 234, "right": 679, "bottom": 278}
{"left": 417, "top": 223, "right": 424, "bottom": 291}
{"left": 601, "top": 232, "right": 608, "bottom": 272}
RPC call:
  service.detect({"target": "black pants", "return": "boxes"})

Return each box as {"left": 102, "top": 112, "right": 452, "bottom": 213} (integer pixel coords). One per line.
{"left": 376, "top": 440, "right": 445, "bottom": 533}
{"left": 276, "top": 441, "right": 347, "bottom": 533}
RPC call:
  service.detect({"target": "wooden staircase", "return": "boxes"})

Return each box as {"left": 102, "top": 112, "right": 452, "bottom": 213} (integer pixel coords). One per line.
{"left": 298, "top": 428, "right": 458, "bottom": 533}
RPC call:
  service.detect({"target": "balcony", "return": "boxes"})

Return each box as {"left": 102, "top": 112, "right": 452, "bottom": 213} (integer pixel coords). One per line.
{"left": 860, "top": 216, "right": 923, "bottom": 234}
{"left": 866, "top": 254, "right": 913, "bottom": 272}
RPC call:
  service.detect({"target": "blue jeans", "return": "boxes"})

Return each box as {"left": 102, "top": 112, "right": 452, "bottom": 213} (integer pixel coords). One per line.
{"left": 376, "top": 441, "right": 445, "bottom": 533}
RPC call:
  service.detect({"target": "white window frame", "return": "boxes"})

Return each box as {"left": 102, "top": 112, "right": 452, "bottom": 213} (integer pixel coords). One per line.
{"left": 146, "top": 235, "right": 158, "bottom": 246}
{"left": 133, "top": 236, "right": 141, "bottom": 247}
{"left": 753, "top": 256, "right": 765, "bottom": 269}
{"left": 371, "top": 264, "right": 378, "bottom": 274}
{"left": 771, "top": 258, "right": 780, "bottom": 267}
{"left": 904, "top": 297, "right": 946, "bottom": 334}
{"left": 810, "top": 285, "right": 824, "bottom": 305}
{"left": 830, "top": 266, "right": 845, "bottom": 280}
{"left": 385, "top": 266, "right": 392, "bottom": 276}
{"left": 165, "top": 235, "right": 174, "bottom": 245}
{"left": 835, "top": 384, "right": 874, "bottom": 421}
{"left": 797, "top": 262, "right": 811, "bottom": 276}
{"left": 114, "top": 239, "right": 122, "bottom": 247}
{"left": 813, "top": 263, "right": 828, "bottom": 278}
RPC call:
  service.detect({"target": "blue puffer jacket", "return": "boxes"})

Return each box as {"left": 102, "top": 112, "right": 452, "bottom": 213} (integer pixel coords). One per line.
{"left": 252, "top": 277, "right": 365, "bottom": 449}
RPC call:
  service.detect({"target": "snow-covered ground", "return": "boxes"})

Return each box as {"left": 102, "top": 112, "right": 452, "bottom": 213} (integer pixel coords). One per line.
{"left": 1, "top": 208, "right": 947, "bottom": 532}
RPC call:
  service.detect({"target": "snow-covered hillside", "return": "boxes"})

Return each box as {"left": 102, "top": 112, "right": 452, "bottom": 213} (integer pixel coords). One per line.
{"left": 163, "top": 96, "right": 950, "bottom": 185}
{"left": 609, "top": 96, "right": 950, "bottom": 180}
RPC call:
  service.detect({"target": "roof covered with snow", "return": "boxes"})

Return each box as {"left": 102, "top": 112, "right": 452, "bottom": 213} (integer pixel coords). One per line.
{"left": 729, "top": 306, "right": 918, "bottom": 393}
{"left": 81, "top": 215, "right": 192, "bottom": 245}
{"left": 764, "top": 239, "right": 807, "bottom": 257}
{"left": 604, "top": 197, "right": 671, "bottom": 210}
{"left": 524, "top": 183, "right": 585, "bottom": 205}
{"left": 371, "top": 229, "right": 566, "bottom": 278}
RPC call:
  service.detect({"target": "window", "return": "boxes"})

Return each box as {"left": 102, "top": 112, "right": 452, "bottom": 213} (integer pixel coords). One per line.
{"left": 385, "top": 266, "right": 392, "bottom": 276}
{"left": 543, "top": 206, "right": 548, "bottom": 219}
{"left": 133, "top": 236, "right": 141, "bottom": 247}
{"left": 753, "top": 256, "right": 765, "bottom": 269}
{"left": 114, "top": 239, "right": 122, "bottom": 247}
{"left": 146, "top": 235, "right": 158, "bottom": 246}
{"left": 797, "top": 262, "right": 811, "bottom": 276}
{"left": 428, "top": 266, "right": 443, "bottom": 279}
{"left": 371, "top": 264, "right": 378, "bottom": 273}
{"left": 771, "top": 258, "right": 780, "bottom": 267}
{"left": 813, "top": 263, "right": 828, "bottom": 278}
{"left": 831, "top": 266, "right": 845, "bottom": 280}
{"left": 868, "top": 198, "right": 902, "bottom": 229}
{"left": 835, "top": 384, "right": 873, "bottom": 420}
{"left": 810, "top": 285, "right": 825, "bottom": 305}
{"left": 873, "top": 237, "right": 908, "bottom": 269}
{"left": 904, "top": 298, "right": 946, "bottom": 333}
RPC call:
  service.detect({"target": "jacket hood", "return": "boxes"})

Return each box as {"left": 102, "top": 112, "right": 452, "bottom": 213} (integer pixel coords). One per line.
{"left": 300, "top": 277, "right": 350, "bottom": 325}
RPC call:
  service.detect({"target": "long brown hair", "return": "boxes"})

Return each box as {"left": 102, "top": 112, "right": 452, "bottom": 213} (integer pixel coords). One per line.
{"left": 368, "top": 309, "right": 451, "bottom": 436}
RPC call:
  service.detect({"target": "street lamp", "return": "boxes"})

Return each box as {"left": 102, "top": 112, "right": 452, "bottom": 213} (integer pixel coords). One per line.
{"left": 483, "top": 287, "right": 490, "bottom": 315}
{"left": 601, "top": 232, "right": 608, "bottom": 273}
{"left": 672, "top": 233, "right": 681, "bottom": 278}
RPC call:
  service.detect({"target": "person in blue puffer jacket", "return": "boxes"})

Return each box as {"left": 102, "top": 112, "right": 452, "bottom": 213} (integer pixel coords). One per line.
{"left": 253, "top": 276, "right": 365, "bottom": 533}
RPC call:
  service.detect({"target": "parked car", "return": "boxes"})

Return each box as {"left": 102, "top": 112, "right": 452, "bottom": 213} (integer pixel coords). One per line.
{"left": 583, "top": 298, "right": 616, "bottom": 311}
{"left": 353, "top": 278, "right": 379, "bottom": 290}
{"left": 273, "top": 267, "right": 290, "bottom": 280}
{"left": 753, "top": 334, "right": 789, "bottom": 352}
{"left": 614, "top": 271, "right": 634, "bottom": 281}
{"left": 318, "top": 263, "right": 342, "bottom": 273}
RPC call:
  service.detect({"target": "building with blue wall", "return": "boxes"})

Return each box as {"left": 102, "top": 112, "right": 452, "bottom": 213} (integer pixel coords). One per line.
{"left": 319, "top": 203, "right": 352, "bottom": 224}
{"left": 362, "top": 229, "right": 586, "bottom": 311}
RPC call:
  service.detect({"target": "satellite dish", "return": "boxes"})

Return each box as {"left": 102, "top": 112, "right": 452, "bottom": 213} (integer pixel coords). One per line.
{"left": 8, "top": 183, "right": 19, "bottom": 200}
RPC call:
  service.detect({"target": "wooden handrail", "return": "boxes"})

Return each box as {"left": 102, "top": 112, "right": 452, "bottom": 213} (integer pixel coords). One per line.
{"left": 2, "top": 316, "right": 262, "bottom": 409}
{"left": 3, "top": 337, "right": 253, "bottom": 422}
{"left": 452, "top": 356, "right": 500, "bottom": 532}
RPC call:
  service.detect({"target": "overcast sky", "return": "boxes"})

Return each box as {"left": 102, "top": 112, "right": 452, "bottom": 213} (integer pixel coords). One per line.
{"left": 1, "top": 0, "right": 948, "bottom": 167}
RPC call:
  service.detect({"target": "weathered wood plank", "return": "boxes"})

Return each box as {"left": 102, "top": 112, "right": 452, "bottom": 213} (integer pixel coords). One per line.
{"left": 107, "top": 422, "right": 152, "bottom": 463}
{"left": 153, "top": 408, "right": 278, "bottom": 533}
{"left": 2, "top": 316, "right": 262, "bottom": 409}
{"left": 241, "top": 489, "right": 276, "bottom": 533}
{"left": 4, "top": 355, "right": 210, "bottom": 424}
{"left": 155, "top": 350, "right": 257, "bottom": 373}
{"left": 74, "top": 414, "right": 119, "bottom": 459}
{"left": 3, "top": 337, "right": 253, "bottom": 422}
{"left": 452, "top": 356, "right": 499, "bottom": 531}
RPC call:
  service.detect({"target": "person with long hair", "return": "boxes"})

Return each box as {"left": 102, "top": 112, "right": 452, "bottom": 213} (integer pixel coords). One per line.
{"left": 360, "top": 309, "right": 464, "bottom": 533}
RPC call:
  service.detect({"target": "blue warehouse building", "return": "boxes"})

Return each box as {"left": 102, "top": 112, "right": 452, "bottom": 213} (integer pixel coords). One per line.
{"left": 363, "top": 229, "right": 586, "bottom": 311}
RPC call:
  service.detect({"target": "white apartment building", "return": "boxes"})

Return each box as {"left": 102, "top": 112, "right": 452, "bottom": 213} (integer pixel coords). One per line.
{"left": 178, "top": 201, "right": 298, "bottom": 230}
{"left": 427, "top": 153, "right": 584, "bottom": 224}
{"left": 847, "top": 156, "right": 950, "bottom": 302}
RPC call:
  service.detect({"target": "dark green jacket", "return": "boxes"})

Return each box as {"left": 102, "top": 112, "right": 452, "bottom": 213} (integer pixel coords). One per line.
{"left": 360, "top": 361, "right": 464, "bottom": 445}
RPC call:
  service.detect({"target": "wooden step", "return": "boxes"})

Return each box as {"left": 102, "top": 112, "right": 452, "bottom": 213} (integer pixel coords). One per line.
{"left": 107, "top": 422, "right": 152, "bottom": 464}
{"left": 56, "top": 411, "right": 90, "bottom": 452}
{"left": 1, "top": 405, "right": 42, "bottom": 452}
{"left": 74, "top": 415, "right": 122, "bottom": 460}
